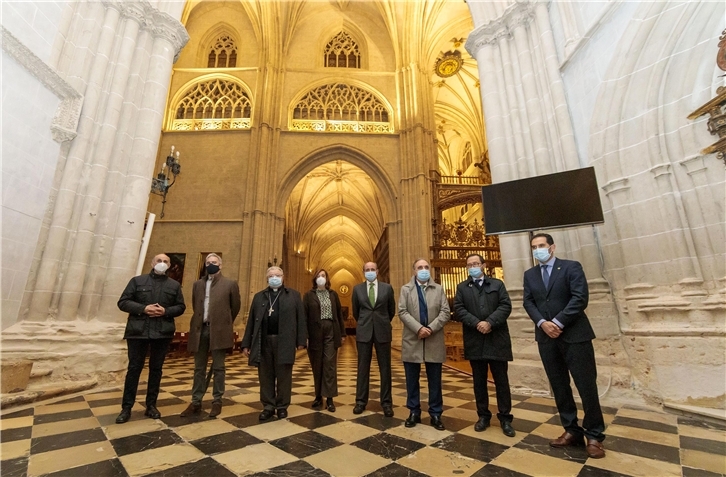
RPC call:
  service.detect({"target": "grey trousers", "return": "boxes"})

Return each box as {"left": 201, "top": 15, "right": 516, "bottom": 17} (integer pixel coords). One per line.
{"left": 259, "top": 334, "right": 293, "bottom": 411}
{"left": 191, "top": 324, "right": 227, "bottom": 404}
{"left": 308, "top": 319, "right": 338, "bottom": 398}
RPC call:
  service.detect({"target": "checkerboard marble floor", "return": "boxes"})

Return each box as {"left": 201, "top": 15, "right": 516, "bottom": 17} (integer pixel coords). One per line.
{"left": 2, "top": 339, "right": 725, "bottom": 477}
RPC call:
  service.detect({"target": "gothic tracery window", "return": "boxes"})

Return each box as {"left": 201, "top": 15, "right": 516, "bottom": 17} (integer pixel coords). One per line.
{"left": 207, "top": 34, "right": 237, "bottom": 68}
{"left": 291, "top": 83, "right": 392, "bottom": 133}
{"left": 172, "top": 79, "right": 251, "bottom": 131}
{"left": 323, "top": 32, "right": 361, "bottom": 69}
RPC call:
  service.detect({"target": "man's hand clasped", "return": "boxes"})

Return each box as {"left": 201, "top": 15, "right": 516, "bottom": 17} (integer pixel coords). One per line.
{"left": 144, "top": 304, "right": 166, "bottom": 317}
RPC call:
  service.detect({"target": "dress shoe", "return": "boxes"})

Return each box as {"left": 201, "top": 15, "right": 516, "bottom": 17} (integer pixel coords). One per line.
{"left": 430, "top": 415, "right": 445, "bottom": 431}
{"left": 382, "top": 406, "right": 394, "bottom": 417}
{"left": 259, "top": 409, "right": 275, "bottom": 421}
{"left": 586, "top": 439, "right": 606, "bottom": 459}
{"left": 180, "top": 402, "right": 201, "bottom": 417}
{"left": 326, "top": 398, "right": 336, "bottom": 412}
{"left": 144, "top": 405, "right": 161, "bottom": 419}
{"left": 353, "top": 404, "right": 366, "bottom": 414}
{"left": 312, "top": 397, "right": 323, "bottom": 409}
{"left": 501, "top": 421, "right": 516, "bottom": 437}
{"left": 550, "top": 431, "right": 585, "bottom": 448}
{"left": 209, "top": 401, "right": 222, "bottom": 418}
{"left": 404, "top": 413, "right": 421, "bottom": 428}
{"left": 277, "top": 408, "right": 288, "bottom": 419}
{"left": 474, "top": 417, "right": 490, "bottom": 432}
{"left": 115, "top": 408, "right": 131, "bottom": 424}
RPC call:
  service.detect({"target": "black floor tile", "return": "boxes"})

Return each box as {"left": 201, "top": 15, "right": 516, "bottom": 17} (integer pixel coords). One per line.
{"left": 678, "top": 417, "right": 726, "bottom": 432}
{"left": 514, "top": 434, "right": 589, "bottom": 464}
{"left": 30, "top": 427, "right": 106, "bottom": 454}
{"left": 86, "top": 398, "right": 122, "bottom": 408}
{"left": 270, "top": 430, "right": 342, "bottom": 458}
{"left": 144, "top": 457, "right": 237, "bottom": 477}
{"left": 110, "top": 429, "right": 183, "bottom": 457}
{"left": 152, "top": 397, "right": 186, "bottom": 407}
{"left": 4, "top": 408, "right": 34, "bottom": 419}
{"left": 432, "top": 433, "right": 509, "bottom": 462}
{"left": 352, "top": 432, "right": 424, "bottom": 460}
{"left": 351, "top": 413, "right": 404, "bottom": 431}
{"left": 51, "top": 396, "right": 87, "bottom": 404}
{"left": 513, "top": 401, "right": 558, "bottom": 415}
{"left": 445, "top": 391, "right": 478, "bottom": 401}
{"left": 40, "top": 458, "right": 129, "bottom": 477}
{"left": 435, "top": 415, "right": 472, "bottom": 432}
{"left": 33, "top": 409, "right": 94, "bottom": 425}
{"left": 471, "top": 464, "right": 531, "bottom": 477}
{"left": 248, "top": 458, "right": 331, "bottom": 477}
{"left": 682, "top": 467, "right": 725, "bottom": 477}
{"left": 160, "top": 412, "right": 210, "bottom": 427}
{"left": 605, "top": 435, "right": 680, "bottom": 465}
{"left": 288, "top": 412, "right": 343, "bottom": 429}
{"left": 0, "top": 456, "right": 28, "bottom": 477}
{"left": 190, "top": 430, "right": 261, "bottom": 455}
{"left": 577, "top": 466, "right": 630, "bottom": 477}
{"left": 610, "top": 416, "right": 677, "bottom": 434}
{"left": 224, "top": 412, "right": 270, "bottom": 429}
{"left": 680, "top": 435, "right": 726, "bottom": 456}
{"left": 363, "top": 463, "right": 428, "bottom": 477}
{"left": 509, "top": 418, "right": 543, "bottom": 433}
{"left": 1, "top": 426, "right": 32, "bottom": 443}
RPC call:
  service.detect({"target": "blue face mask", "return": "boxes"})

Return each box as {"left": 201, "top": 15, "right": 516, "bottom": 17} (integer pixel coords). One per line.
{"left": 416, "top": 270, "right": 430, "bottom": 282}
{"left": 533, "top": 247, "right": 551, "bottom": 263}
{"left": 268, "top": 276, "right": 282, "bottom": 288}
{"left": 364, "top": 271, "right": 377, "bottom": 282}
{"left": 468, "top": 267, "right": 483, "bottom": 278}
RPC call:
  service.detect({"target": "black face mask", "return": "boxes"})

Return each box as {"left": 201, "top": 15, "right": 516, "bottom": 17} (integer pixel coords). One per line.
{"left": 206, "top": 264, "right": 220, "bottom": 275}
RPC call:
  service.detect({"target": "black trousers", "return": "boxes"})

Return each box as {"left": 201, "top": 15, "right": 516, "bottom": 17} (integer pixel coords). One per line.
{"left": 538, "top": 339, "right": 605, "bottom": 441}
{"left": 308, "top": 320, "right": 339, "bottom": 398}
{"left": 121, "top": 338, "right": 171, "bottom": 409}
{"left": 470, "top": 359, "right": 513, "bottom": 423}
{"left": 259, "top": 335, "right": 293, "bottom": 411}
{"left": 355, "top": 339, "right": 392, "bottom": 407}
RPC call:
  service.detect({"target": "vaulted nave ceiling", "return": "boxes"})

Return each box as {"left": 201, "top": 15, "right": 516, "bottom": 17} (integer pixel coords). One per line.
{"left": 285, "top": 161, "right": 385, "bottom": 281}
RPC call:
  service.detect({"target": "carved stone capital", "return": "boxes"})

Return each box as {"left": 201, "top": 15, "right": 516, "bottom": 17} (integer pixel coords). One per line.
{"left": 465, "top": 0, "right": 539, "bottom": 55}
{"left": 149, "top": 10, "right": 190, "bottom": 57}
{"left": 1, "top": 25, "right": 83, "bottom": 143}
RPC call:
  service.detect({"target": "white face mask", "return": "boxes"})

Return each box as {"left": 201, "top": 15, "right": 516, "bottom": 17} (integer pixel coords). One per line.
{"left": 316, "top": 276, "right": 327, "bottom": 287}
{"left": 153, "top": 262, "right": 169, "bottom": 274}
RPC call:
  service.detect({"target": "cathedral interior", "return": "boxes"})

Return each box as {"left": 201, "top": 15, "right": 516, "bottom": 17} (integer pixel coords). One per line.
{"left": 1, "top": 0, "right": 725, "bottom": 475}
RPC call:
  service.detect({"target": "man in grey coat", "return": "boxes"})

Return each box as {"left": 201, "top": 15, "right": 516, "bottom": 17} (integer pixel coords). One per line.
{"left": 454, "top": 253, "right": 515, "bottom": 437}
{"left": 180, "top": 253, "right": 241, "bottom": 418}
{"left": 398, "top": 258, "right": 450, "bottom": 430}
{"left": 241, "top": 266, "right": 306, "bottom": 421}
{"left": 351, "top": 261, "right": 396, "bottom": 416}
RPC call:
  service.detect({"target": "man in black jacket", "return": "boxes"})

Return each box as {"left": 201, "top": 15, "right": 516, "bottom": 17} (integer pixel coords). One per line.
{"left": 454, "top": 254, "right": 515, "bottom": 437}
{"left": 523, "top": 233, "right": 605, "bottom": 459}
{"left": 115, "top": 254, "right": 186, "bottom": 424}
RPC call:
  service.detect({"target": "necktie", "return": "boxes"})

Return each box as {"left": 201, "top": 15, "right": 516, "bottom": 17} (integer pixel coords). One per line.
{"left": 542, "top": 265, "right": 550, "bottom": 288}
{"left": 368, "top": 283, "right": 375, "bottom": 307}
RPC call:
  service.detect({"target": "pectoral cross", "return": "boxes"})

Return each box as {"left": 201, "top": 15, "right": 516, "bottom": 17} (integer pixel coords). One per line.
{"left": 268, "top": 307, "right": 274, "bottom": 316}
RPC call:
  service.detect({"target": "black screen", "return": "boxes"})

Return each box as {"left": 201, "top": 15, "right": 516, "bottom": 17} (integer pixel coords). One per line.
{"left": 481, "top": 167, "right": 604, "bottom": 235}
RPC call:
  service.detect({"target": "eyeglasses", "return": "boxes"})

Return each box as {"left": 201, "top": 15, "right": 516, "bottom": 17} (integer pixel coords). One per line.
{"left": 467, "top": 262, "right": 482, "bottom": 267}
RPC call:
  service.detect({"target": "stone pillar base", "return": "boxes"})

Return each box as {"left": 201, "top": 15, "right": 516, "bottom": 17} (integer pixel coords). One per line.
{"left": 1, "top": 320, "right": 128, "bottom": 384}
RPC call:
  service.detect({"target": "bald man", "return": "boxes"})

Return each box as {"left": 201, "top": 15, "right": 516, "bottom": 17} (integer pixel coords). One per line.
{"left": 116, "top": 254, "right": 186, "bottom": 424}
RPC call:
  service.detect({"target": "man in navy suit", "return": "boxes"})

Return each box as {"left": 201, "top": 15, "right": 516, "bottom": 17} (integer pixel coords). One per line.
{"left": 352, "top": 261, "right": 396, "bottom": 416}
{"left": 523, "top": 233, "right": 606, "bottom": 459}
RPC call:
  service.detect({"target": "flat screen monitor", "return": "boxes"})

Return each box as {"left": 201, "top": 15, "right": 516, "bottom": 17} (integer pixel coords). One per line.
{"left": 481, "top": 167, "right": 604, "bottom": 235}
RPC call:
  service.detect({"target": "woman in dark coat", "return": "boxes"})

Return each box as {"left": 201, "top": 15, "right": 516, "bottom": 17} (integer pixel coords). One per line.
{"left": 303, "top": 269, "right": 346, "bottom": 412}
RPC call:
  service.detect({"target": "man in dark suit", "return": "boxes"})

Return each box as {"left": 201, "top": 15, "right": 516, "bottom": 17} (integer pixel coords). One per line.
{"left": 352, "top": 261, "right": 396, "bottom": 416}
{"left": 523, "top": 233, "right": 606, "bottom": 459}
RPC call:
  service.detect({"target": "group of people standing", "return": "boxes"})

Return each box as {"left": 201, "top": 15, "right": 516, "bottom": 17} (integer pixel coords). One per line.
{"left": 114, "top": 232, "right": 606, "bottom": 460}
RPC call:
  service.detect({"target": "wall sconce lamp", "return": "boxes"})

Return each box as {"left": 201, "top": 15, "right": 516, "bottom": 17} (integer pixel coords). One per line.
{"left": 150, "top": 145, "right": 181, "bottom": 218}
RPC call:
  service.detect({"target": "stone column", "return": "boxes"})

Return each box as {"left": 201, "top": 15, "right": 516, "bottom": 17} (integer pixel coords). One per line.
{"left": 465, "top": 0, "right": 624, "bottom": 394}
{"left": 3, "top": 1, "right": 188, "bottom": 380}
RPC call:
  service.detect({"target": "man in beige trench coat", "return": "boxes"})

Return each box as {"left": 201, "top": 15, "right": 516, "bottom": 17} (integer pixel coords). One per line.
{"left": 180, "top": 253, "right": 241, "bottom": 418}
{"left": 398, "top": 258, "right": 450, "bottom": 430}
